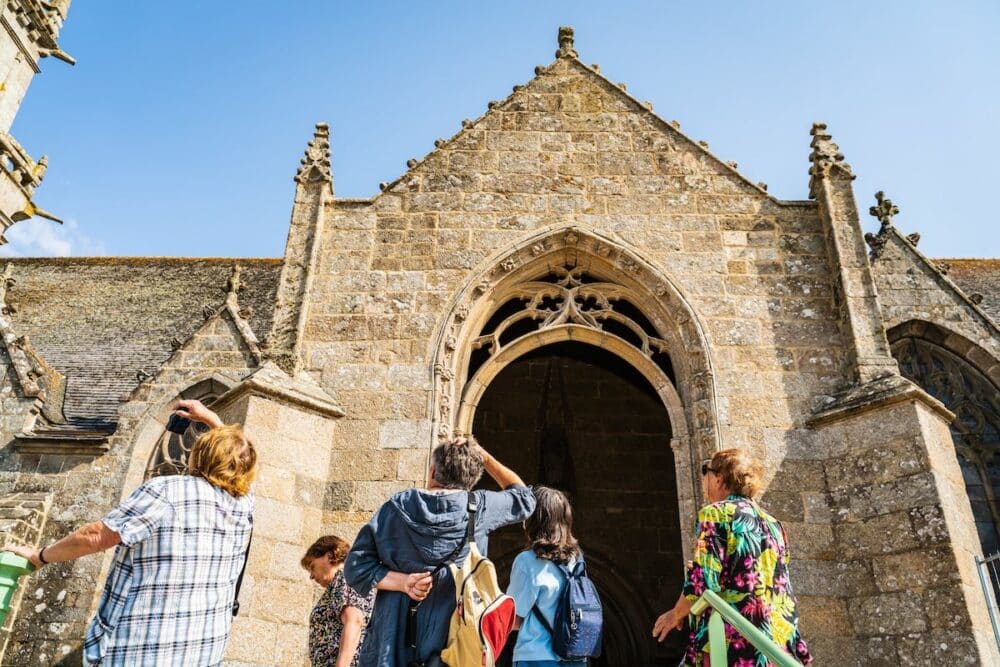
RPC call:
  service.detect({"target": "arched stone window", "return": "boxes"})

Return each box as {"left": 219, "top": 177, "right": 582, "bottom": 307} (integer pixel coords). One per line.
{"left": 891, "top": 333, "right": 1000, "bottom": 555}
{"left": 144, "top": 376, "right": 233, "bottom": 480}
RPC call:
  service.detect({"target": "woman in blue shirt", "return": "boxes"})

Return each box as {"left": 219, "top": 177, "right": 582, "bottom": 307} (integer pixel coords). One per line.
{"left": 506, "top": 486, "right": 587, "bottom": 667}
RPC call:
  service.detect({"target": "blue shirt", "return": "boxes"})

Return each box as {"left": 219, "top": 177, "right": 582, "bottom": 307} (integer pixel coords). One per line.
{"left": 507, "top": 550, "right": 576, "bottom": 662}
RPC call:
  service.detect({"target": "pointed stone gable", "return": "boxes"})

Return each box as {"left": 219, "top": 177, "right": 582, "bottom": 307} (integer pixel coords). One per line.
{"left": 377, "top": 57, "right": 772, "bottom": 210}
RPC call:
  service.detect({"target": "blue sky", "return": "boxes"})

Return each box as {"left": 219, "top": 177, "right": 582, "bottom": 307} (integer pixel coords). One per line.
{"left": 2, "top": 1, "right": 998, "bottom": 258}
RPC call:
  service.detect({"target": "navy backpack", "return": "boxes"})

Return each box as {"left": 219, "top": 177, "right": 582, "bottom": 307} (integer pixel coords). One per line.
{"left": 532, "top": 558, "right": 604, "bottom": 660}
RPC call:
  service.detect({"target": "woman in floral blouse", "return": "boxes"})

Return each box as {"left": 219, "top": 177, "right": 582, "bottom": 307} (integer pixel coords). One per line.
{"left": 652, "top": 449, "right": 813, "bottom": 666}
{"left": 303, "top": 535, "right": 376, "bottom": 667}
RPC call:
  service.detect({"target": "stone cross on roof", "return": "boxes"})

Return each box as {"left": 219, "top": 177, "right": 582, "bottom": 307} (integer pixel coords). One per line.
{"left": 869, "top": 190, "right": 899, "bottom": 228}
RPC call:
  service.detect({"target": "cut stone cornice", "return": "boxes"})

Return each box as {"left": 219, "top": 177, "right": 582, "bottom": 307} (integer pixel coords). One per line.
{"left": 211, "top": 361, "right": 344, "bottom": 420}
{"left": 808, "top": 373, "right": 953, "bottom": 428}
{"left": 362, "top": 26, "right": 809, "bottom": 206}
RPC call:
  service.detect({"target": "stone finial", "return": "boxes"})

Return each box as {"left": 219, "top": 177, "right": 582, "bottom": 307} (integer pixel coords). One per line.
{"left": 225, "top": 264, "right": 246, "bottom": 304}
{"left": 869, "top": 191, "right": 899, "bottom": 228}
{"left": 809, "top": 122, "right": 854, "bottom": 196}
{"left": 863, "top": 192, "right": 901, "bottom": 261}
{"left": 905, "top": 232, "right": 920, "bottom": 246}
{"left": 33, "top": 155, "right": 48, "bottom": 185}
{"left": 556, "top": 26, "right": 577, "bottom": 58}
{"left": 0, "top": 263, "right": 14, "bottom": 312}
{"left": 969, "top": 293, "right": 984, "bottom": 305}
{"left": 294, "top": 123, "right": 333, "bottom": 187}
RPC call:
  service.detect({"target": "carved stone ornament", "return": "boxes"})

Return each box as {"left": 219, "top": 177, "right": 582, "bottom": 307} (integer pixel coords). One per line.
{"left": 294, "top": 123, "right": 333, "bottom": 185}
{"left": 530, "top": 242, "right": 547, "bottom": 256}
{"left": 808, "top": 122, "right": 854, "bottom": 197}
{"left": 500, "top": 258, "right": 518, "bottom": 273}
{"left": 865, "top": 191, "right": 900, "bottom": 261}
{"left": 225, "top": 264, "right": 246, "bottom": 299}
{"left": 0, "top": 263, "right": 15, "bottom": 315}
{"left": 470, "top": 265, "right": 671, "bottom": 366}
{"left": 869, "top": 191, "right": 899, "bottom": 227}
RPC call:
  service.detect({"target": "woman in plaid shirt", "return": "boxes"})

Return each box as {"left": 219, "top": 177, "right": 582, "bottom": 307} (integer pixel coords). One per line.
{"left": 4, "top": 399, "right": 256, "bottom": 666}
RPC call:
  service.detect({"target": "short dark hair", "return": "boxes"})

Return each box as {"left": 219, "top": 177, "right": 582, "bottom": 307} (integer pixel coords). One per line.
{"left": 301, "top": 535, "right": 351, "bottom": 569}
{"left": 431, "top": 436, "right": 484, "bottom": 490}
{"left": 525, "top": 486, "right": 581, "bottom": 563}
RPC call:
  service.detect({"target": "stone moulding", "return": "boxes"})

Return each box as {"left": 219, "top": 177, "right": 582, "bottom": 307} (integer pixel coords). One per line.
{"left": 807, "top": 373, "right": 954, "bottom": 428}
{"left": 428, "top": 225, "right": 720, "bottom": 555}
{"left": 210, "top": 361, "right": 344, "bottom": 420}
{"left": 13, "top": 425, "right": 113, "bottom": 455}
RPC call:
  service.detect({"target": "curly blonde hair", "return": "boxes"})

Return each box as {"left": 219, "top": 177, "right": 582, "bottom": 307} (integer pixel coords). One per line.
{"left": 709, "top": 449, "right": 764, "bottom": 499}
{"left": 187, "top": 424, "right": 257, "bottom": 497}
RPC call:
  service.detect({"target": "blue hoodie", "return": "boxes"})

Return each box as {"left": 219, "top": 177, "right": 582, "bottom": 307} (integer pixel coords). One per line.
{"left": 345, "top": 486, "right": 536, "bottom": 667}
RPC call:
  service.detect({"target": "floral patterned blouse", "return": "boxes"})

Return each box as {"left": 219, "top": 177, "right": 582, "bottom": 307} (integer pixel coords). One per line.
{"left": 309, "top": 569, "right": 376, "bottom": 667}
{"left": 682, "top": 495, "right": 813, "bottom": 667}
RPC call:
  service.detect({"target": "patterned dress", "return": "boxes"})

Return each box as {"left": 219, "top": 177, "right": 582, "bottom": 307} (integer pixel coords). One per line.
{"left": 309, "top": 569, "right": 376, "bottom": 667}
{"left": 682, "top": 495, "right": 812, "bottom": 667}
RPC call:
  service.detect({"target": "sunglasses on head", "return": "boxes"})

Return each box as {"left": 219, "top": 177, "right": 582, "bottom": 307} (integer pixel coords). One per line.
{"left": 701, "top": 462, "right": 716, "bottom": 476}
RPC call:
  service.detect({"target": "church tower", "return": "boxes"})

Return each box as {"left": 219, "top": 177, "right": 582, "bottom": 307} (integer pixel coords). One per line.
{"left": 0, "top": 0, "right": 72, "bottom": 243}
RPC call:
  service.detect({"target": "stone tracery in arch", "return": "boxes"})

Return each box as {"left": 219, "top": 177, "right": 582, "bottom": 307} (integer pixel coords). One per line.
{"left": 888, "top": 320, "right": 1000, "bottom": 554}
{"left": 429, "top": 226, "right": 720, "bottom": 540}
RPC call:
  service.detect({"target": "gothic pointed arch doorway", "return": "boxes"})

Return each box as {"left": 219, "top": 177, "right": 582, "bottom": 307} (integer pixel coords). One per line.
{"left": 472, "top": 340, "right": 686, "bottom": 666}
{"left": 430, "top": 228, "right": 721, "bottom": 665}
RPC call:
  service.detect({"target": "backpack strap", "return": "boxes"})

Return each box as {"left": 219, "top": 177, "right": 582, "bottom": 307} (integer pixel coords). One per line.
{"left": 231, "top": 527, "right": 253, "bottom": 617}
{"left": 531, "top": 604, "right": 556, "bottom": 636}
{"left": 431, "top": 491, "right": 478, "bottom": 576}
{"left": 405, "top": 492, "right": 480, "bottom": 658}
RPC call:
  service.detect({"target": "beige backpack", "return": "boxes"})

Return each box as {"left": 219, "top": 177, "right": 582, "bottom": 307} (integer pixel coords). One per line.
{"left": 440, "top": 497, "right": 516, "bottom": 667}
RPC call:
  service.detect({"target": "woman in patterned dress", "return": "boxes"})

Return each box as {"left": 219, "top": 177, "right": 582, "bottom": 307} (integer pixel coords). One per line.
{"left": 303, "top": 535, "right": 376, "bottom": 667}
{"left": 652, "top": 449, "right": 813, "bottom": 666}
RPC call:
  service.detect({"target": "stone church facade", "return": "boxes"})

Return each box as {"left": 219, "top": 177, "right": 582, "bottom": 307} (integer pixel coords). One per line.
{"left": 1, "top": 23, "right": 999, "bottom": 666}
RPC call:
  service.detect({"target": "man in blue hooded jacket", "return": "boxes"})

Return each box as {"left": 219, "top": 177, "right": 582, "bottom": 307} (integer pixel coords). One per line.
{"left": 345, "top": 436, "right": 535, "bottom": 667}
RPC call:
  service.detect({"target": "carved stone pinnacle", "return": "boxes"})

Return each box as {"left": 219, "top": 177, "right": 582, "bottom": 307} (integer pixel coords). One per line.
{"left": 294, "top": 123, "right": 333, "bottom": 185}
{"left": 808, "top": 122, "right": 854, "bottom": 196}
{"left": 556, "top": 26, "right": 577, "bottom": 58}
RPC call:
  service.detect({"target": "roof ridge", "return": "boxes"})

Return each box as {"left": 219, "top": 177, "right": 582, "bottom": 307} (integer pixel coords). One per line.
{"left": 876, "top": 224, "right": 999, "bottom": 335}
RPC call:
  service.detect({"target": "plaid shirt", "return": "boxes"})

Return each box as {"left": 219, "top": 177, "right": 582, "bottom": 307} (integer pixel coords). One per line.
{"left": 84, "top": 475, "right": 253, "bottom": 667}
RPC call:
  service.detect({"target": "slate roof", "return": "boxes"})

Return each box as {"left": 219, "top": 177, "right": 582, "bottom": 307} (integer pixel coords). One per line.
{"left": 937, "top": 258, "right": 1000, "bottom": 325}
{"left": 3, "top": 257, "right": 281, "bottom": 423}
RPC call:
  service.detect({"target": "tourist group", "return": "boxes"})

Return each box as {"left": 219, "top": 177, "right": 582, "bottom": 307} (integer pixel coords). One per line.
{"left": 3, "top": 399, "right": 813, "bottom": 666}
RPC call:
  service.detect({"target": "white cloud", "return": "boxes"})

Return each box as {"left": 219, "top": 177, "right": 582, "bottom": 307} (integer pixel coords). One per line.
{"left": 0, "top": 218, "right": 107, "bottom": 257}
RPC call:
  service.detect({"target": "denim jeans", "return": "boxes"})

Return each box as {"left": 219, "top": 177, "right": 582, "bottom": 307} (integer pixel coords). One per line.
{"left": 513, "top": 661, "right": 587, "bottom": 667}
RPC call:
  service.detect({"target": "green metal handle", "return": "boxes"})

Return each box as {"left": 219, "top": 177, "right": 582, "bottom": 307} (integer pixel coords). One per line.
{"left": 690, "top": 589, "right": 803, "bottom": 667}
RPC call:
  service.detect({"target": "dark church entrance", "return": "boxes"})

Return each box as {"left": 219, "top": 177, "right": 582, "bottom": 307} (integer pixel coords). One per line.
{"left": 473, "top": 341, "right": 687, "bottom": 666}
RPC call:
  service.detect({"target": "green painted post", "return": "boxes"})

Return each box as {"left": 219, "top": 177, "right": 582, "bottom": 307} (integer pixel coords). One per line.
{"left": 0, "top": 552, "right": 34, "bottom": 628}
{"left": 689, "top": 590, "right": 803, "bottom": 667}
{"left": 707, "top": 609, "right": 727, "bottom": 667}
